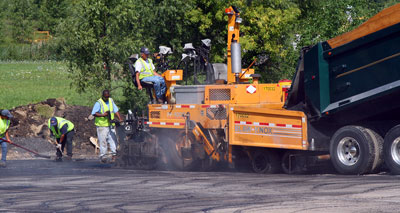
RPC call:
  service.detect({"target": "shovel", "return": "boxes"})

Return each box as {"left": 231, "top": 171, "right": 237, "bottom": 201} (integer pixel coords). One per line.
{"left": 0, "top": 138, "right": 51, "bottom": 159}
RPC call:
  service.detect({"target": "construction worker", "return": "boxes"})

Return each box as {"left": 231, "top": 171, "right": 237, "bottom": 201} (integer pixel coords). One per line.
{"left": 0, "top": 109, "right": 13, "bottom": 167}
{"left": 48, "top": 116, "right": 75, "bottom": 161}
{"left": 135, "top": 46, "right": 166, "bottom": 103}
{"left": 91, "top": 89, "right": 123, "bottom": 163}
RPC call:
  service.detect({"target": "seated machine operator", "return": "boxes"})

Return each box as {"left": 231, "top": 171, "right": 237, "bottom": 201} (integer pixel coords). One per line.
{"left": 135, "top": 47, "right": 166, "bottom": 104}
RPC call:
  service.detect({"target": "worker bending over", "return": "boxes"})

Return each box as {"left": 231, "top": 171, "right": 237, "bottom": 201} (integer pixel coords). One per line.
{"left": 135, "top": 46, "right": 166, "bottom": 104}
{"left": 0, "top": 110, "right": 13, "bottom": 167}
{"left": 48, "top": 116, "right": 75, "bottom": 161}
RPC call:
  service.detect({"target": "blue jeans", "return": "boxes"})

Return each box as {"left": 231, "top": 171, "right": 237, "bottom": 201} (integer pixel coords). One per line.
{"left": 1, "top": 138, "right": 7, "bottom": 162}
{"left": 141, "top": 76, "right": 166, "bottom": 99}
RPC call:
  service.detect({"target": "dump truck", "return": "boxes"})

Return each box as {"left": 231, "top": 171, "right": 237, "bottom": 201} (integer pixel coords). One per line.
{"left": 120, "top": 4, "right": 400, "bottom": 175}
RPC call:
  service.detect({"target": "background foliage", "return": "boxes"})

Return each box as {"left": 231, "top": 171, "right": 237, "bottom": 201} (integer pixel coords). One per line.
{"left": 0, "top": 0, "right": 397, "bottom": 111}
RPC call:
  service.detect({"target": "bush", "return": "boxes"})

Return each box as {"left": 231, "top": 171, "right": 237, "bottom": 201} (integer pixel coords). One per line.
{"left": 0, "top": 41, "right": 61, "bottom": 61}
{"left": 34, "top": 104, "right": 55, "bottom": 118}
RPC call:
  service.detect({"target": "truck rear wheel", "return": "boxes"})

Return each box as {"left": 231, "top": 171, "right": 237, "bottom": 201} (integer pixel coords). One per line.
{"left": 365, "top": 128, "right": 383, "bottom": 173}
{"left": 330, "top": 126, "right": 376, "bottom": 175}
{"left": 383, "top": 125, "right": 400, "bottom": 175}
{"left": 251, "top": 150, "right": 281, "bottom": 174}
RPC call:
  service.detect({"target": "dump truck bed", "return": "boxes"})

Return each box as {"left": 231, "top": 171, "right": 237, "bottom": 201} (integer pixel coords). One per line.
{"left": 286, "top": 6, "right": 400, "bottom": 125}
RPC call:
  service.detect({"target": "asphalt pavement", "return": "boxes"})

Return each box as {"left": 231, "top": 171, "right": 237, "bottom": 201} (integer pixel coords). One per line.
{"left": 0, "top": 159, "right": 399, "bottom": 212}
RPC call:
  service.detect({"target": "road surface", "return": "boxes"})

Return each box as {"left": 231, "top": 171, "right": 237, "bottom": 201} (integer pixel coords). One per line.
{"left": 0, "top": 160, "right": 399, "bottom": 212}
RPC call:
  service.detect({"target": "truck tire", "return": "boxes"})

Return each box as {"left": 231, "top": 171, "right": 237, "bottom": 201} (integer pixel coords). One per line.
{"left": 251, "top": 150, "right": 281, "bottom": 174}
{"left": 365, "top": 128, "right": 383, "bottom": 173}
{"left": 383, "top": 125, "right": 400, "bottom": 175}
{"left": 330, "top": 126, "right": 376, "bottom": 175}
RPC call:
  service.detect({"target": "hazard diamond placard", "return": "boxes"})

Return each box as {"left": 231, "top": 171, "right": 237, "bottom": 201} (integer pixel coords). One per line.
{"left": 246, "top": 85, "right": 257, "bottom": 94}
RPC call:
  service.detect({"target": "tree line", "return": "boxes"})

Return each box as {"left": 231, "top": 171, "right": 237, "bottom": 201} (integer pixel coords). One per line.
{"left": 0, "top": 0, "right": 397, "bottom": 110}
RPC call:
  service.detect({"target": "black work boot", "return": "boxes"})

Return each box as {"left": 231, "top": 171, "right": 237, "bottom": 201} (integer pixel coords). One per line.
{"left": 55, "top": 154, "right": 63, "bottom": 162}
{"left": 64, "top": 155, "right": 72, "bottom": 161}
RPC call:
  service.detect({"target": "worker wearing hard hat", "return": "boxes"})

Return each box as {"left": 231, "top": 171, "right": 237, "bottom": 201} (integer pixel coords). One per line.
{"left": 135, "top": 46, "right": 166, "bottom": 104}
{"left": 91, "top": 89, "right": 123, "bottom": 163}
{"left": 48, "top": 116, "right": 75, "bottom": 162}
{"left": 0, "top": 109, "right": 13, "bottom": 167}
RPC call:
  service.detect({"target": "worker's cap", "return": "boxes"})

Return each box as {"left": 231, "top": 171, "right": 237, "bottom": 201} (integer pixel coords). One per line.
{"left": 1, "top": 109, "right": 13, "bottom": 118}
{"left": 50, "top": 117, "right": 57, "bottom": 126}
{"left": 140, "top": 47, "right": 150, "bottom": 55}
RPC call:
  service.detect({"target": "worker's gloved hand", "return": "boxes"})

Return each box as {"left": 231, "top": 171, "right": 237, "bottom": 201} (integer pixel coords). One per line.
{"left": 56, "top": 144, "right": 62, "bottom": 150}
{"left": 88, "top": 114, "right": 95, "bottom": 121}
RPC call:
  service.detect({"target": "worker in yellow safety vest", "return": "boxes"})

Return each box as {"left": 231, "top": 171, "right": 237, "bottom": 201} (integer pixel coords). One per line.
{"left": 0, "top": 109, "right": 13, "bottom": 167}
{"left": 91, "top": 89, "right": 123, "bottom": 163}
{"left": 48, "top": 116, "right": 75, "bottom": 161}
{"left": 135, "top": 46, "right": 166, "bottom": 103}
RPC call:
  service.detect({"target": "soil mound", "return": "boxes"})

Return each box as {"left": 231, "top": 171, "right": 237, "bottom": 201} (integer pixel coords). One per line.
{"left": 6, "top": 98, "right": 98, "bottom": 158}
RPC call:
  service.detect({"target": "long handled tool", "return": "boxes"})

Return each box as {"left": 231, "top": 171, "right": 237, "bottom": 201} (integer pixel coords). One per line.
{"left": 239, "top": 58, "right": 257, "bottom": 79}
{"left": 0, "top": 138, "right": 51, "bottom": 159}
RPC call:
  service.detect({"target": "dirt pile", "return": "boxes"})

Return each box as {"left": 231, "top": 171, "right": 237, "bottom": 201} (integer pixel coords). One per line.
{"left": 7, "top": 98, "right": 98, "bottom": 158}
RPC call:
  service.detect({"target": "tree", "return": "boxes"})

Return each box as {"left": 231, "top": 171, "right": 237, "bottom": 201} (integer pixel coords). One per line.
{"left": 295, "top": 0, "right": 396, "bottom": 49}
{"left": 181, "top": 0, "right": 228, "bottom": 62}
{"left": 0, "top": 1, "right": 6, "bottom": 44}
{"left": 237, "top": 0, "right": 301, "bottom": 82}
{"left": 58, "top": 0, "right": 160, "bottom": 111}
{"left": 36, "top": 0, "right": 69, "bottom": 34}
{"left": 6, "top": 0, "right": 38, "bottom": 43}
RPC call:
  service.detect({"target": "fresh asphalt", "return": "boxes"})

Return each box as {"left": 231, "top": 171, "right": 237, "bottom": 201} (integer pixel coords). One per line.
{"left": 0, "top": 159, "right": 399, "bottom": 212}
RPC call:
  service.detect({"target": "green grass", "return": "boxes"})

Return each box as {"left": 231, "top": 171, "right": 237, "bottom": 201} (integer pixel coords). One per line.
{"left": 34, "top": 103, "right": 55, "bottom": 118}
{"left": 0, "top": 61, "right": 95, "bottom": 109}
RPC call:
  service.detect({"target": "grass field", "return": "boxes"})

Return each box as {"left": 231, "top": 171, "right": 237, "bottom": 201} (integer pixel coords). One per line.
{"left": 0, "top": 61, "right": 95, "bottom": 109}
